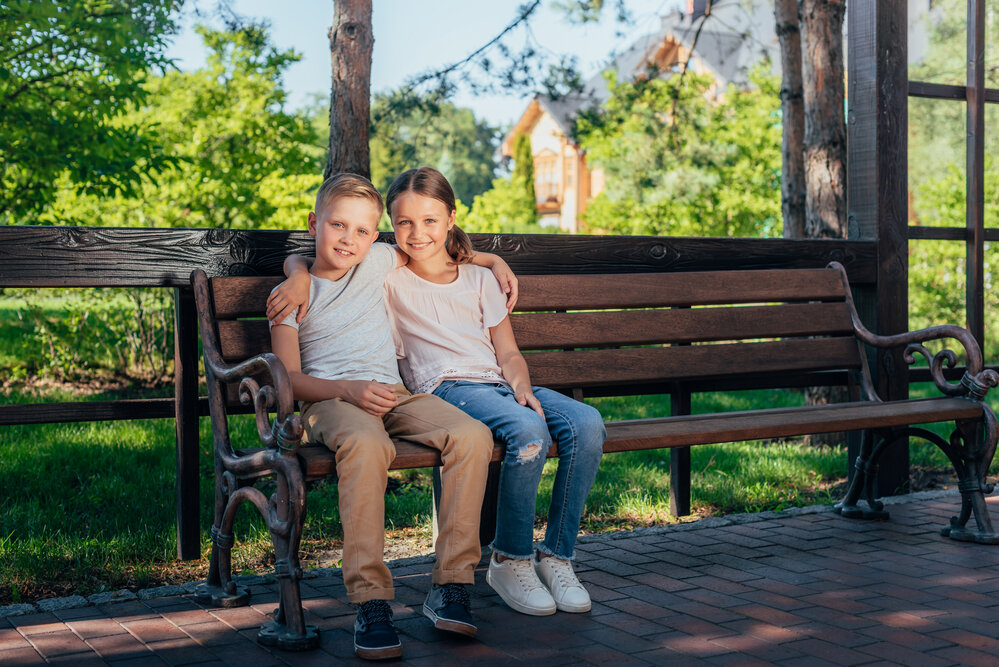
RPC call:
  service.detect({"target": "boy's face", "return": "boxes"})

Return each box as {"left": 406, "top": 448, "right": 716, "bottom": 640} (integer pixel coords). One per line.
{"left": 308, "top": 196, "right": 381, "bottom": 281}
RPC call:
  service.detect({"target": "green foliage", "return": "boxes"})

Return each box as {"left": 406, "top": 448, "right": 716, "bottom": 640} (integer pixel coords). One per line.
{"left": 1, "top": 289, "right": 173, "bottom": 383}
{"left": 461, "top": 131, "right": 542, "bottom": 234}
{"left": 370, "top": 89, "right": 499, "bottom": 206}
{"left": 512, "top": 133, "right": 537, "bottom": 209}
{"left": 574, "top": 64, "right": 782, "bottom": 237}
{"left": 38, "top": 24, "right": 323, "bottom": 229}
{"left": 0, "top": 0, "right": 184, "bottom": 222}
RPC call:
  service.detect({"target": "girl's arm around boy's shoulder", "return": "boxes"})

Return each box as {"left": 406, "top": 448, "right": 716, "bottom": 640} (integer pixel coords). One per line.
{"left": 266, "top": 254, "right": 312, "bottom": 324}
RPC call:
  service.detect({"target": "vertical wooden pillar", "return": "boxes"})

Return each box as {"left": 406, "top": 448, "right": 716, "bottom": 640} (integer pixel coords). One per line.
{"left": 966, "top": 0, "right": 986, "bottom": 350}
{"left": 847, "top": 0, "right": 909, "bottom": 495}
{"left": 669, "top": 383, "right": 691, "bottom": 517}
{"left": 174, "top": 287, "right": 201, "bottom": 560}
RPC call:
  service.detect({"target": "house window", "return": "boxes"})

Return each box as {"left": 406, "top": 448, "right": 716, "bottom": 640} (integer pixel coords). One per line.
{"left": 534, "top": 154, "right": 559, "bottom": 203}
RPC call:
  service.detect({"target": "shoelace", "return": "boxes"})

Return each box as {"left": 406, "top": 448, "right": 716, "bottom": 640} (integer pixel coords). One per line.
{"left": 439, "top": 583, "right": 470, "bottom": 606}
{"left": 359, "top": 599, "right": 393, "bottom": 625}
{"left": 509, "top": 558, "right": 545, "bottom": 590}
{"left": 546, "top": 558, "right": 582, "bottom": 589}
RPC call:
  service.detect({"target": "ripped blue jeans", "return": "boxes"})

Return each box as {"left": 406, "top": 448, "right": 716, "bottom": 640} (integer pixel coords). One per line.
{"left": 433, "top": 381, "right": 605, "bottom": 560}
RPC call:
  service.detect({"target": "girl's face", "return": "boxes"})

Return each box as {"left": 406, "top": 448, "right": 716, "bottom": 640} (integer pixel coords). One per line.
{"left": 390, "top": 191, "right": 455, "bottom": 265}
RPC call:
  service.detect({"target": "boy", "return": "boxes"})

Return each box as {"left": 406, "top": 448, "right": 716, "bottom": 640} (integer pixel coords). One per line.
{"left": 268, "top": 173, "right": 503, "bottom": 660}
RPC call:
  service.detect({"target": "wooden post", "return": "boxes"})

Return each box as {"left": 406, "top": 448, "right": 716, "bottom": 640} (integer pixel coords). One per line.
{"left": 847, "top": 0, "right": 909, "bottom": 495}
{"left": 174, "top": 287, "right": 201, "bottom": 560}
{"left": 966, "top": 0, "right": 986, "bottom": 350}
{"left": 670, "top": 383, "right": 692, "bottom": 517}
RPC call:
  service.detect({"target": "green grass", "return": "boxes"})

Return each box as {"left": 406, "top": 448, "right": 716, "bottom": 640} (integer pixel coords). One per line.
{"left": 3, "top": 383, "right": 998, "bottom": 604}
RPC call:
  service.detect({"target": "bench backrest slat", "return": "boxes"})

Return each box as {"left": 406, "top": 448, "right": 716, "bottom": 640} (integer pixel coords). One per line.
{"left": 511, "top": 302, "right": 854, "bottom": 350}
{"left": 515, "top": 269, "right": 846, "bottom": 310}
{"left": 207, "top": 267, "right": 861, "bottom": 394}
{"left": 525, "top": 337, "right": 861, "bottom": 389}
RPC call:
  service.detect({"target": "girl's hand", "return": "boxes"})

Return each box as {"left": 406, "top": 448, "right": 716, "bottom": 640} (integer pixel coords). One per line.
{"left": 516, "top": 388, "right": 545, "bottom": 418}
{"left": 491, "top": 260, "right": 519, "bottom": 313}
{"left": 266, "top": 271, "right": 312, "bottom": 323}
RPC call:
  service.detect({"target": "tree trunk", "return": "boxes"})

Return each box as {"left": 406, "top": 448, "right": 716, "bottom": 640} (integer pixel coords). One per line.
{"left": 327, "top": 0, "right": 373, "bottom": 179}
{"left": 799, "top": 0, "right": 848, "bottom": 447}
{"left": 775, "top": 0, "right": 805, "bottom": 239}
{"left": 799, "top": 0, "right": 847, "bottom": 240}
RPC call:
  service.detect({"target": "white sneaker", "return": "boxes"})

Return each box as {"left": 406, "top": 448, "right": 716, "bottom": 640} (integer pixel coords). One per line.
{"left": 534, "top": 555, "right": 591, "bottom": 613}
{"left": 486, "top": 555, "right": 557, "bottom": 616}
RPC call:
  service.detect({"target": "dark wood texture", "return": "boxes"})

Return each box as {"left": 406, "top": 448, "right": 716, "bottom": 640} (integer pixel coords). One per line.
{"left": 848, "top": 0, "right": 910, "bottom": 494}
{"left": 174, "top": 287, "right": 201, "bottom": 560}
{"left": 289, "top": 397, "right": 983, "bottom": 477}
{"left": 966, "top": 0, "right": 986, "bottom": 350}
{"left": 0, "top": 227, "right": 877, "bottom": 288}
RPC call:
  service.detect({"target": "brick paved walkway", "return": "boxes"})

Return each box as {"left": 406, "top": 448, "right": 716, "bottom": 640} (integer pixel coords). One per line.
{"left": 5, "top": 492, "right": 999, "bottom": 666}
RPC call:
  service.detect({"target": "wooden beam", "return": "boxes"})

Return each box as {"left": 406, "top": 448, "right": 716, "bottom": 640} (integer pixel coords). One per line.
{"left": 848, "top": 0, "right": 910, "bottom": 494}
{"left": 0, "top": 227, "right": 878, "bottom": 287}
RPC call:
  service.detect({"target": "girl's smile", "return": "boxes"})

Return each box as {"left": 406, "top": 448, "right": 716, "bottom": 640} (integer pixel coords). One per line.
{"left": 390, "top": 191, "right": 455, "bottom": 266}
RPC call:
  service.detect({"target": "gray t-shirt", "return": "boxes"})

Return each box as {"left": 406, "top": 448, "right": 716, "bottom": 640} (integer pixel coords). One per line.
{"left": 272, "top": 243, "right": 401, "bottom": 385}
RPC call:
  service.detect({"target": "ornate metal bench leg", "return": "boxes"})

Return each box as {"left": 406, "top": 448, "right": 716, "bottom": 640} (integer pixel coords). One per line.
{"left": 835, "top": 428, "right": 889, "bottom": 520}
{"left": 256, "top": 461, "right": 319, "bottom": 651}
{"left": 196, "top": 473, "right": 250, "bottom": 607}
{"left": 940, "top": 415, "right": 999, "bottom": 544}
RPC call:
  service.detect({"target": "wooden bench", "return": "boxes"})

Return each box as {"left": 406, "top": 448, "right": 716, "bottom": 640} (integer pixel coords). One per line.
{"left": 190, "top": 260, "right": 999, "bottom": 651}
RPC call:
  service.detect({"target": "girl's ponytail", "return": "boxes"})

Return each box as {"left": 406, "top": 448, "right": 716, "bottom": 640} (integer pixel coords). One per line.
{"left": 446, "top": 225, "right": 475, "bottom": 265}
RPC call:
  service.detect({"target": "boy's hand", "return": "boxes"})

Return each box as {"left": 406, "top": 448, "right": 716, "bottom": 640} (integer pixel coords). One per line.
{"left": 515, "top": 388, "right": 545, "bottom": 419}
{"left": 342, "top": 381, "right": 399, "bottom": 416}
{"left": 266, "top": 271, "right": 312, "bottom": 323}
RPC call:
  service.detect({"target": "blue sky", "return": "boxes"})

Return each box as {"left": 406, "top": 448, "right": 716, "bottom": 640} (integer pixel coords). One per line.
{"left": 166, "top": 0, "right": 682, "bottom": 127}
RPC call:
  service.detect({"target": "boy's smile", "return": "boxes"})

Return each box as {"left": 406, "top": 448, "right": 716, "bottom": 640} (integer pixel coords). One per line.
{"left": 308, "top": 197, "right": 381, "bottom": 281}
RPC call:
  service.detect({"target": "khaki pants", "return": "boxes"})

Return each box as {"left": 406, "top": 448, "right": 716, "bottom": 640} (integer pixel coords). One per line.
{"left": 301, "top": 384, "right": 492, "bottom": 604}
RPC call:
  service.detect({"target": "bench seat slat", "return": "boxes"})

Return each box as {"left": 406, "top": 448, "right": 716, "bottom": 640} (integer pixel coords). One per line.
{"left": 515, "top": 269, "right": 845, "bottom": 311}
{"left": 291, "top": 397, "right": 981, "bottom": 479}
{"left": 526, "top": 337, "right": 862, "bottom": 389}
{"left": 512, "top": 302, "right": 854, "bottom": 349}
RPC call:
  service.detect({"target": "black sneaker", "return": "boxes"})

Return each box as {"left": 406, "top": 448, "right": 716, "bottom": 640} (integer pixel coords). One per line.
{"left": 423, "top": 583, "right": 477, "bottom": 637}
{"left": 354, "top": 599, "right": 402, "bottom": 660}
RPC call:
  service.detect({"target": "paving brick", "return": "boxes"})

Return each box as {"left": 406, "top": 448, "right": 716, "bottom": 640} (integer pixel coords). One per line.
{"left": 0, "top": 647, "right": 45, "bottom": 665}
{"left": 592, "top": 611, "right": 672, "bottom": 637}
{"left": 142, "top": 637, "right": 218, "bottom": 666}
{"left": 47, "top": 652, "right": 111, "bottom": 665}
{"left": 779, "top": 638, "right": 874, "bottom": 666}
{"left": 26, "top": 629, "right": 92, "bottom": 658}
{"left": 855, "top": 638, "right": 955, "bottom": 666}
{"left": 120, "top": 618, "right": 189, "bottom": 644}
{"left": 67, "top": 617, "right": 128, "bottom": 640}
{"left": 86, "top": 632, "right": 155, "bottom": 661}
{"left": 8, "top": 612, "right": 65, "bottom": 636}
{"left": 0, "top": 627, "right": 32, "bottom": 650}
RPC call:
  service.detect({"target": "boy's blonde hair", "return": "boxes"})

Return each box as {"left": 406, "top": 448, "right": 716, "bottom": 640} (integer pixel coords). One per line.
{"left": 315, "top": 172, "right": 385, "bottom": 218}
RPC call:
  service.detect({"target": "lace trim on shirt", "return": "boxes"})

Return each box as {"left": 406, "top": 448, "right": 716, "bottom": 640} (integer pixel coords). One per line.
{"left": 415, "top": 370, "right": 507, "bottom": 395}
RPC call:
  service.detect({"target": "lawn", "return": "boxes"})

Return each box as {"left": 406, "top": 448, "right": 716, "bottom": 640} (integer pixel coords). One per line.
{"left": 3, "top": 382, "right": 991, "bottom": 605}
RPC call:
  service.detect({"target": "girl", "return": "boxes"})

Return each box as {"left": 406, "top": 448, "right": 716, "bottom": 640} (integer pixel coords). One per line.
{"left": 382, "top": 167, "right": 605, "bottom": 616}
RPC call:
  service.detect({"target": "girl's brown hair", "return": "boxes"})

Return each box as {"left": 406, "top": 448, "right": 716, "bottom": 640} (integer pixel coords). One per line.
{"left": 385, "top": 166, "right": 474, "bottom": 265}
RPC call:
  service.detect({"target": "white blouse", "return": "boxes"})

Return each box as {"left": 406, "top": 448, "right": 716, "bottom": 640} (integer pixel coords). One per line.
{"left": 383, "top": 264, "right": 510, "bottom": 394}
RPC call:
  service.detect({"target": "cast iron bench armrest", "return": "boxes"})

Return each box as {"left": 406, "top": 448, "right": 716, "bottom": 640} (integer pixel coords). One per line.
{"left": 830, "top": 261, "right": 999, "bottom": 402}
{"left": 192, "top": 268, "right": 304, "bottom": 457}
